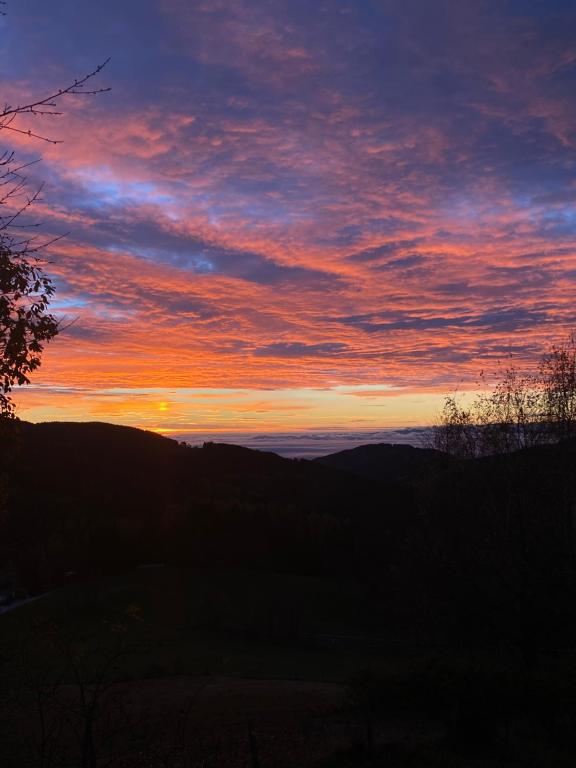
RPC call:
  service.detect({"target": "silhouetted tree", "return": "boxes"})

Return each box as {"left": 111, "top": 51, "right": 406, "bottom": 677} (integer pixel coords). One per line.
{"left": 0, "top": 9, "right": 108, "bottom": 554}
{"left": 3, "top": 611, "right": 155, "bottom": 768}
{"left": 540, "top": 337, "right": 576, "bottom": 443}
{"left": 0, "top": 244, "right": 59, "bottom": 418}
{"left": 433, "top": 338, "right": 576, "bottom": 458}
{"left": 0, "top": 7, "right": 109, "bottom": 417}
{"left": 432, "top": 394, "right": 478, "bottom": 458}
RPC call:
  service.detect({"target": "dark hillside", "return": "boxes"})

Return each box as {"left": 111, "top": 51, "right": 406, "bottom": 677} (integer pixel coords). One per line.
{"left": 418, "top": 437, "right": 576, "bottom": 646}
{"left": 16, "top": 420, "right": 182, "bottom": 503}
{"left": 2, "top": 422, "right": 414, "bottom": 596}
{"left": 316, "top": 442, "right": 455, "bottom": 483}
{"left": 5, "top": 421, "right": 576, "bottom": 650}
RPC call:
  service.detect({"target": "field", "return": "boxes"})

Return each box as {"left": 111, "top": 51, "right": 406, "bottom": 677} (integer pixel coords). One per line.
{"left": 0, "top": 566, "right": 457, "bottom": 766}
{"left": 4, "top": 567, "right": 576, "bottom": 765}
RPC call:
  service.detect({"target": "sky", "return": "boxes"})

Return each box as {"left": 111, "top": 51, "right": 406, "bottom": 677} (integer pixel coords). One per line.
{"left": 3, "top": 0, "right": 576, "bottom": 438}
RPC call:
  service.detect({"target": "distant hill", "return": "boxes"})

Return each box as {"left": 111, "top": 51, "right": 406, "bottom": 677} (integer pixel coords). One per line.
{"left": 11, "top": 420, "right": 382, "bottom": 512}
{"left": 2, "top": 421, "right": 411, "bottom": 594}
{"left": 316, "top": 442, "right": 455, "bottom": 483}
{"left": 6, "top": 420, "right": 576, "bottom": 648}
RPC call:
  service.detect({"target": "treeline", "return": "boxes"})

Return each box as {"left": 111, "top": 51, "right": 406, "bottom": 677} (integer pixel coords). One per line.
{"left": 433, "top": 337, "right": 576, "bottom": 457}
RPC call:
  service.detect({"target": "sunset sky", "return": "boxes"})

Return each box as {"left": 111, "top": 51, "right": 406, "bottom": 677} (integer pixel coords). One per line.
{"left": 4, "top": 0, "right": 576, "bottom": 437}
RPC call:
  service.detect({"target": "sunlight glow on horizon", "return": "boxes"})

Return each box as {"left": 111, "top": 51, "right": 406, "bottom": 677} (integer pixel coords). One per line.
{"left": 12, "top": 384, "right": 454, "bottom": 434}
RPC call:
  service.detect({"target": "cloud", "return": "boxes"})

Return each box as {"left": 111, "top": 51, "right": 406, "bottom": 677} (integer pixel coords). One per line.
{"left": 3, "top": 0, "right": 576, "bottom": 421}
{"left": 254, "top": 342, "right": 349, "bottom": 358}
{"left": 345, "top": 239, "right": 422, "bottom": 263}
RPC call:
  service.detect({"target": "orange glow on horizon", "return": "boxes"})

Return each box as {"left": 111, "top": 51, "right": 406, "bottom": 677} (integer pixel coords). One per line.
{"left": 13, "top": 384, "right": 457, "bottom": 436}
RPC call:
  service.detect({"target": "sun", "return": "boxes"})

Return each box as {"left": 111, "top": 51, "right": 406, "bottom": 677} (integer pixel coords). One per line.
{"left": 158, "top": 401, "right": 169, "bottom": 412}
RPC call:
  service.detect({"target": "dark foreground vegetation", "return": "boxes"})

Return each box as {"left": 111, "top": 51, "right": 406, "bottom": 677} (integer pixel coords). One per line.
{"left": 2, "top": 417, "right": 576, "bottom": 766}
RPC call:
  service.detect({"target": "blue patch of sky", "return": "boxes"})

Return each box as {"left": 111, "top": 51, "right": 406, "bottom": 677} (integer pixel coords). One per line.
{"left": 538, "top": 208, "right": 576, "bottom": 237}
{"left": 51, "top": 297, "right": 89, "bottom": 311}
{"left": 107, "top": 244, "right": 217, "bottom": 274}
{"left": 75, "top": 169, "right": 177, "bottom": 209}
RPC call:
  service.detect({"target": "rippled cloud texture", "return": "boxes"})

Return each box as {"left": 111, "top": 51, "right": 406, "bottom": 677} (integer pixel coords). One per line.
{"left": 6, "top": 0, "right": 576, "bottom": 432}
